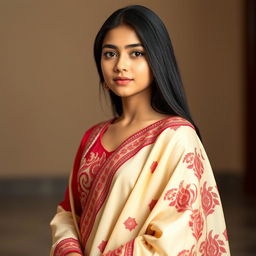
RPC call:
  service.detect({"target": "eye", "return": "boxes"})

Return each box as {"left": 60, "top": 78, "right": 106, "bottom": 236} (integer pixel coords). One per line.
{"left": 103, "top": 51, "right": 118, "bottom": 58}
{"left": 130, "top": 51, "right": 145, "bottom": 57}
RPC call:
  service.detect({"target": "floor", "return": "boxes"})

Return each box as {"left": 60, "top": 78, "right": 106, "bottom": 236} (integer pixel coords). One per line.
{"left": 0, "top": 175, "right": 255, "bottom": 256}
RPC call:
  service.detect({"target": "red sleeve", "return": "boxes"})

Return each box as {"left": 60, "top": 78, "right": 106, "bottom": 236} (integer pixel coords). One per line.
{"left": 54, "top": 238, "right": 83, "bottom": 256}
{"left": 59, "top": 124, "right": 97, "bottom": 216}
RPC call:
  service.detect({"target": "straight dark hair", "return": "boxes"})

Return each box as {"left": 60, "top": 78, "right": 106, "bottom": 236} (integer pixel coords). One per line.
{"left": 94, "top": 5, "right": 201, "bottom": 138}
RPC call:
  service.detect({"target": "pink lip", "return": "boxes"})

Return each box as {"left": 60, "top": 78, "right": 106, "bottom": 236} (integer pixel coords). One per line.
{"left": 114, "top": 80, "right": 132, "bottom": 85}
{"left": 113, "top": 76, "right": 133, "bottom": 81}
{"left": 113, "top": 77, "right": 133, "bottom": 85}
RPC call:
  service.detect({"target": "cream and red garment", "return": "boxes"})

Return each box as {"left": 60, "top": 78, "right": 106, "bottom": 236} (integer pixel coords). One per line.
{"left": 50, "top": 116, "right": 231, "bottom": 256}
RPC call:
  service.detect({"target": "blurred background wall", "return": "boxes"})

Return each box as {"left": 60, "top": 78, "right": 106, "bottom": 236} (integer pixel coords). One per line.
{"left": 1, "top": 0, "right": 245, "bottom": 178}
{"left": 2, "top": 1, "right": 254, "bottom": 256}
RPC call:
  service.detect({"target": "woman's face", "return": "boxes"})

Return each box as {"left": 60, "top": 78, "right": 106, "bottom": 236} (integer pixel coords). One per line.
{"left": 100, "top": 25, "right": 153, "bottom": 99}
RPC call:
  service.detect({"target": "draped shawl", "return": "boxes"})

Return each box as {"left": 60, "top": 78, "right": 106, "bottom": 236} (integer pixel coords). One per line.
{"left": 50, "top": 116, "right": 230, "bottom": 256}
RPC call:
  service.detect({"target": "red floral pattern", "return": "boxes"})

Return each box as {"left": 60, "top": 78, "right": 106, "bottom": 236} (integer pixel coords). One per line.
{"left": 150, "top": 161, "right": 158, "bottom": 173}
{"left": 201, "top": 182, "right": 220, "bottom": 216}
{"left": 199, "top": 230, "right": 227, "bottom": 256}
{"left": 148, "top": 199, "right": 158, "bottom": 211}
{"left": 103, "top": 245, "right": 124, "bottom": 256}
{"left": 183, "top": 148, "right": 205, "bottom": 180}
{"left": 164, "top": 181, "right": 198, "bottom": 212}
{"left": 61, "top": 118, "right": 231, "bottom": 256}
{"left": 124, "top": 217, "right": 138, "bottom": 231}
{"left": 177, "top": 245, "right": 195, "bottom": 256}
{"left": 102, "top": 240, "right": 135, "bottom": 256}
{"left": 124, "top": 239, "right": 135, "bottom": 256}
{"left": 79, "top": 117, "right": 194, "bottom": 246}
{"left": 98, "top": 240, "right": 108, "bottom": 253}
{"left": 189, "top": 209, "right": 204, "bottom": 241}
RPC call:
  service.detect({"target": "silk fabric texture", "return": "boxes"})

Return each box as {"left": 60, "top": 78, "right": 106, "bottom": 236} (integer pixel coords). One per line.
{"left": 50, "top": 116, "right": 231, "bottom": 256}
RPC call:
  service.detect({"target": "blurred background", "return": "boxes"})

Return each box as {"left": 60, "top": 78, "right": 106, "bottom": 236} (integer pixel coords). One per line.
{"left": 0, "top": 0, "right": 255, "bottom": 255}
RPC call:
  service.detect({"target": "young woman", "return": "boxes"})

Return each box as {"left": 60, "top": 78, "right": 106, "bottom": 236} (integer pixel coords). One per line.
{"left": 50, "top": 5, "right": 230, "bottom": 256}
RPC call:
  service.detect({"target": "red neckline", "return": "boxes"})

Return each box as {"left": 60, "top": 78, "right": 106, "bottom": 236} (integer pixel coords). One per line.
{"left": 99, "top": 116, "right": 174, "bottom": 153}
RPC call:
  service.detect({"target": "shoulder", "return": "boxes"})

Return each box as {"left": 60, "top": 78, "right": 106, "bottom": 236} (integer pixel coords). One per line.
{"left": 85, "top": 117, "right": 115, "bottom": 134}
{"left": 79, "top": 118, "right": 114, "bottom": 144}
{"left": 158, "top": 116, "right": 202, "bottom": 149}
{"left": 159, "top": 116, "right": 195, "bottom": 131}
{"left": 157, "top": 116, "right": 196, "bottom": 139}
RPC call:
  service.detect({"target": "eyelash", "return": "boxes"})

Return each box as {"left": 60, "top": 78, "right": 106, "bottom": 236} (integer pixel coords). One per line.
{"left": 131, "top": 51, "right": 145, "bottom": 57}
{"left": 103, "top": 51, "right": 145, "bottom": 58}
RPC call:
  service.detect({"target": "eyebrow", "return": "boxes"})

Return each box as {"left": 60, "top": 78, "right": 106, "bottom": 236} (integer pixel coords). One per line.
{"left": 102, "top": 43, "right": 144, "bottom": 49}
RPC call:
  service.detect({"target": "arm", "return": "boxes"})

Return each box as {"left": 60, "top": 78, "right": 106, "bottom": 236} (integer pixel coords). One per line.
{"left": 50, "top": 205, "right": 83, "bottom": 256}
{"left": 50, "top": 151, "right": 84, "bottom": 256}
{"left": 50, "top": 126, "right": 96, "bottom": 256}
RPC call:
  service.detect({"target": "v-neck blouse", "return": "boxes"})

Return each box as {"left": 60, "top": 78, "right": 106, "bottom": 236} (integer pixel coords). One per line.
{"left": 97, "top": 116, "right": 173, "bottom": 155}
{"left": 76, "top": 116, "right": 174, "bottom": 211}
{"left": 86, "top": 116, "right": 167, "bottom": 157}
{"left": 90, "top": 120, "right": 115, "bottom": 157}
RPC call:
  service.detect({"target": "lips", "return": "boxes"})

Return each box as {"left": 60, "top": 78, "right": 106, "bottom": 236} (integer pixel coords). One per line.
{"left": 113, "top": 77, "right": 133, "bottom": 81}
{"left": 113, "top": 77, "right": 133, "bottom": 85}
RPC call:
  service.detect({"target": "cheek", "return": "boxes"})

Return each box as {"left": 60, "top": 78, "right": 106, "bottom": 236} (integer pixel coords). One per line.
{"left": 135, "top": 62, "right": 153, "bottom": 83}
{"left": 135, "top": 62, "right": 151, "bottom": 75}
{"left": 101, "top": 61, "right": 111, "bottom": 78}
{"left": 135, "top": 62, "right": 149, "bottom": 72}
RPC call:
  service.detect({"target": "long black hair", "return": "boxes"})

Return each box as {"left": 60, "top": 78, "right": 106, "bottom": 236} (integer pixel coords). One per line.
{"left": 94, "top": 5, "right": 201, "bottom": 137}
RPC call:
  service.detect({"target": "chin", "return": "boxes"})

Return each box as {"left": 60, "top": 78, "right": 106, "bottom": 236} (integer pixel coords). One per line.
{"left": 109, "top": 89, "right": 132, "bottom": 98}
{"left": 113, "top": 93, "right": 132, "bottom": 98}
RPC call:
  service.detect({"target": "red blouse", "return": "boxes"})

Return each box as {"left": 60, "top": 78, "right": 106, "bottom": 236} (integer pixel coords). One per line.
{"left": 59, "top": 119, "right": 115, "bottom": 216}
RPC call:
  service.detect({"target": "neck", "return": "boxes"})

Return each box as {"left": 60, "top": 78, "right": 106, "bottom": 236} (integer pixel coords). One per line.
{"left": 118, "top": 89, "right": 160, "bottom": 125}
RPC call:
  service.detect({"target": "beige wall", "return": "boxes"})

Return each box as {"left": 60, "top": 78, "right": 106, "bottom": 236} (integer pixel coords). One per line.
{"left": 0, "top": 0, "right": 245, "bottom": 177}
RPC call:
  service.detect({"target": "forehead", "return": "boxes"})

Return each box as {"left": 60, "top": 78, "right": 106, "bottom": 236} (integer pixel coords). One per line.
{"left": 102, "top": 25, "right": 142, "bottom": 46}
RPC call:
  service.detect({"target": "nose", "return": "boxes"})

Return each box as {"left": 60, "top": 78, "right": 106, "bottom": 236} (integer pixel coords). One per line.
{"left": 114, "top": 53, "right": 128, "bottom": 72}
